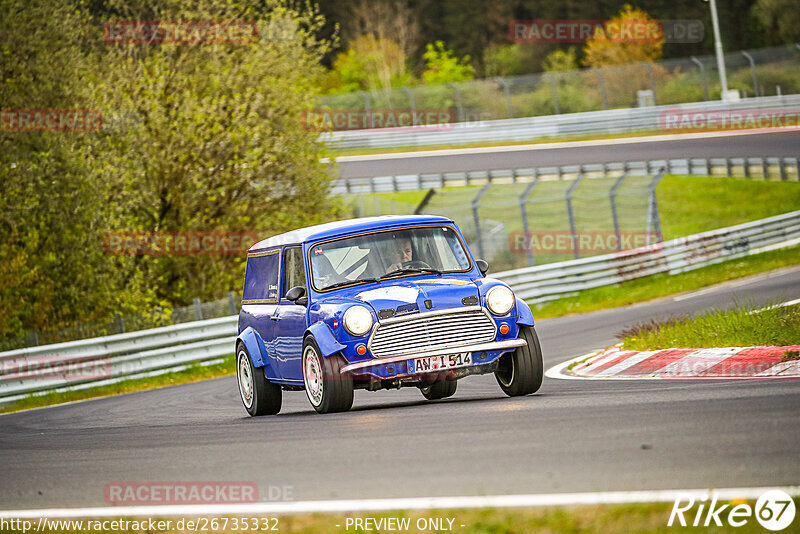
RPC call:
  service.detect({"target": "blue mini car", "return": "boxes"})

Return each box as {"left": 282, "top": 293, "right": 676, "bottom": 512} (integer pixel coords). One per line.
{"left": 235, "top": 215, "right": 543, "bottom": 415}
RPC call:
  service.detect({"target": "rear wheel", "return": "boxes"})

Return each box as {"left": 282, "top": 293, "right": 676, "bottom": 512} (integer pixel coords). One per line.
{"left": 237, "top": 343, "right": 282, "bottom": 416}
{"left": 302, "top": 337, "right": 354, "bottom": 414}
{"left": 419, "top": 379, "right": 457, "bottom": 400}
{"left": 495, "top": 325, "right": 543, "bottom": 397}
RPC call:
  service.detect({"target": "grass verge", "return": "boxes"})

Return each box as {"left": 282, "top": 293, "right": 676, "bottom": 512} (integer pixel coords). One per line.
{"left": 619, "top": 303, "right": 800, "bottom": 350}
{"left": 532, "top": 244, "right": 800, "bottom": 319}
{"left": 12, "top": 500, "right": 794, "bottom": 533}
{"left": 0, "top": 354, "right": 235, "bottom": 415}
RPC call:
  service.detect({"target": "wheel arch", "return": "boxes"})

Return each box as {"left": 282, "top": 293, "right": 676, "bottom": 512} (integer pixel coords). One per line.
{"left": 515, "top": 296, "right": 535, "bottom": 327}
{"left": 236, "top": 327, "right": 279, "bottom": 379}
{"left": 306, "top": 321, "right": 346, "bottom": 358}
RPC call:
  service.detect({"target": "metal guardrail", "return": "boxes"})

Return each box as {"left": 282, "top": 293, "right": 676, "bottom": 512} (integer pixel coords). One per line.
{"left": 332, "top": 155, "right": 800, "bottom": 195}
{"left": 492, "top": 210, "right": 800, "bottom": 303}
{"left": 1, "top": 210, "right": 798, "bottom": 402}
{"left": 325, "top": 94, "right": 800, "bottom": 150}
{"left": 0, "top": 316, "right": 237, "bottom": 400}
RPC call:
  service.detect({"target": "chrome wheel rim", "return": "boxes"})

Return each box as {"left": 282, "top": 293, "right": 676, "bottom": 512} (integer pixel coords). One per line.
{"left": 496, "top": 354, "right": 515, "bottom": 387}
{"left": 237, "top": 350, "right": 254, "bottom": 409}
{"left": 303, "top": 346, "right": 324, "bottom": 407}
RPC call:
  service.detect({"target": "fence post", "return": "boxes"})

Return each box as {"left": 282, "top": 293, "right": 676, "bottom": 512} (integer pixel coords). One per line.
{"left": 401, "top": 86, "right": 416, "bottom": 117}
{"left": 447, "top": 83, "right": 465, "bottom": 123}
{"left": 566, "top": 172, "right": 586, "bottom": 259}
{"left": 726, "top": 157, "right": 733, "bottom": 177}
{"left": 762, "top": 158, "right": 769, "bottom": 180}
{"left": 594, "top": 69, "right": 609, "bottom": 110}
{"left": 519, "top": 170, "right": 540, "bottom": 266}
{"left": 744, "top": 157, "right": 751, "bottom": 178}
{"left": 360, "top": 91, "right": 373, "bottom": 128}
{"left": 193, "top": 298, "right": 203, "bottom": 321}
{"left": 114, "top": 313, "right": 125, "bottom": 334}
{"left": 690, "top": 56, "right": 709, "bottom": 101}
{"left": 740, "top": 51, "right": 760, "bottom": 97}
{"left": 494, "top": 77, "right": 514, "bottom": 119}
{"left": 27, "top": 329, "right": 39, "bottom": 347}
{"left": 547, "top": 73, "right": 561, "bottom": 115}
{"left": 646, "top": 169, "right": 666, "bottom": 245}
{"left": 641, "top": 62, "right": 657, "bottom": 105}
{"left": 609, "top": 172, "right": 629, "bottom": 251}
{"left": 228, "top": 291, "right": 238, "bottom": 315}
{"left": 472, "top": 183, "right": 492, "bottom": 259}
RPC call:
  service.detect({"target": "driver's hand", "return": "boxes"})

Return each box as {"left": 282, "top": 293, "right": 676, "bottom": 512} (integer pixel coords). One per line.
{"left": 386, "top": 262, "right": 402, "bottom": 273}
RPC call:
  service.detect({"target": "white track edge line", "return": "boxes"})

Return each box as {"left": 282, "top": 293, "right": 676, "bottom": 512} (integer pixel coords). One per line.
{"left": 2, "top": 487, "right": 799, "bottom": 518}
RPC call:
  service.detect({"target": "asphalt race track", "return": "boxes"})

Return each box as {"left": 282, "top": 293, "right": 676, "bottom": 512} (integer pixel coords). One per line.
{"left": 335, "top": 130, "right": 800, "bottom": 178}
{"left": 2, "top": 266, "right": 799, "bottom": 510}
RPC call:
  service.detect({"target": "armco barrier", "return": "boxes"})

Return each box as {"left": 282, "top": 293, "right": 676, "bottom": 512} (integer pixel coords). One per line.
{"left": 1, "top": 210, "right": 798, "bottom": 401}
{"left": 325, "top": 94, "right": 800, "bottom": 150}
{"left": 0, "top": 316, "right": 237, "bottom": 400}
{"left": 492, "top": 209, "right": 800, "bottom": 303}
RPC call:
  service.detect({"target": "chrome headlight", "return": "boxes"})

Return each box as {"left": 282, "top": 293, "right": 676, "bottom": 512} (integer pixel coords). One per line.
{"left": 343, "top": 306, "right": 373, "bottom": 336}
{"left": 486, "top": 286, "right": 515, "bottom": 315}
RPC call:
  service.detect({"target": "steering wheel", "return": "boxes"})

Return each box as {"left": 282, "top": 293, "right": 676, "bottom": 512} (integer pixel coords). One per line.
{"left": 401, "top": 260, "right": 432, "bottom": 269}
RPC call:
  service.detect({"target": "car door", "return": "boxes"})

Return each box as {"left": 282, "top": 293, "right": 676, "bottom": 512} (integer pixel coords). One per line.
{"left": 272, "top": 246, "right": 308, "bottom": 381}
{"left": 240, "top": 249, "right": 281, "bottom": 380}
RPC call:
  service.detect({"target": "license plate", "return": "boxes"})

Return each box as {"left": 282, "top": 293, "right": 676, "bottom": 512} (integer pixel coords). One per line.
{"left": 408, "top": 353, "right": 472, "bottom": 374}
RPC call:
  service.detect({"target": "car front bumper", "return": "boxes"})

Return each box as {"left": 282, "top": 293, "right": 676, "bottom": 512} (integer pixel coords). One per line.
{"left": 339, "top": 338, "right": 526, "bottom": 374}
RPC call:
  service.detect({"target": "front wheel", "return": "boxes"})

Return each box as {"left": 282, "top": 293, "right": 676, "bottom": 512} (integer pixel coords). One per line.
{"left": 237, "top": 343, "right": 282, "bottom": 416}
{"left": 419, "top": 379, "right": 457, "bottom": 400}
{"left": 495, "top": 325, "right": 543, "bottom": 397}
{"left": 302, "top": 337, "right": 354, "bottom": 414}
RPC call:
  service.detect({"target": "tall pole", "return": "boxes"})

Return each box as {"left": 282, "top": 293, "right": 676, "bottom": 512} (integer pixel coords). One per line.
{"left": 708, "top": 0, "right": 729, "bottom": 99}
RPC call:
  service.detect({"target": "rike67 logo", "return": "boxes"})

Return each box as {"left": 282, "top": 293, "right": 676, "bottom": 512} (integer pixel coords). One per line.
{"left": 668, "top": 490, "right": 795, "bottom": 530}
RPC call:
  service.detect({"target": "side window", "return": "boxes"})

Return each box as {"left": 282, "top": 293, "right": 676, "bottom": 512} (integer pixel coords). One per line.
{"left": 242, "top": 250, "right": 280, "bottom": 303}
{"left": 282, "top": 247, "right": 306, "bottom": 298}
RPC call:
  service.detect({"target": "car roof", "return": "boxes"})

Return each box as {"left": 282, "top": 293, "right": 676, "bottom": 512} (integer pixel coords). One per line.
{"left": 248, "top": 215, "right": 455, "bottom": 253}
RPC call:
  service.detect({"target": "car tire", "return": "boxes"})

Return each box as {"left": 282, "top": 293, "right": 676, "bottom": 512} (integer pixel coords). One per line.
{"left": 302, "top": 337, "right": 354, "bottom": 414}
{"left": 419, "top": 379, "right": 457, "bottom": 400}
{"left": 237, "top": 343, "right": 282, "bottom": 416}
{"left": 495, "top": 325, "right": 543, "bottom": 397}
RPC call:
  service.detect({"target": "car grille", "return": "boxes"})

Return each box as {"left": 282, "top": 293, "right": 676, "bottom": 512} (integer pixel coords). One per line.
{"left": 368, "top": 307, "right": 496, "bottom": 358}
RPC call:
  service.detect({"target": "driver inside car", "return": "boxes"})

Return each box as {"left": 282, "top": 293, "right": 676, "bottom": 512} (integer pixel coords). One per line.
{"left": 385, "top": 236, "right": 414, "bottom": 273}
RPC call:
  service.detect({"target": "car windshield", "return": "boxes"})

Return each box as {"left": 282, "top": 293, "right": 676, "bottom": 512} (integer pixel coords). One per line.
{"left": 309, "top": 226, "right": 471, "bottom": 291}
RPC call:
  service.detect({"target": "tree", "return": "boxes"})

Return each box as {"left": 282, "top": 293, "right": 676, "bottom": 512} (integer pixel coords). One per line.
{"left": 325, "top": 35, "right": 412, "bottom": 94}
{"left": 93, "top": 0, "right": 342, "bottom": 305}
{"left": 583, "top": 4, "right": 664, "bottom": 68}
{"left": 421, "top": 41, "right": 475, "bottom": 85}
{"left": 753, "top": 0, "right": 800, "bottom": 44}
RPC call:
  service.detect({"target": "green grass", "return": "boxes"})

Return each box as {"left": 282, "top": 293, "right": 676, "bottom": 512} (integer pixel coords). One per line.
{"left": 351, "top": 175, "right": 800, "bottom": 270}
{"left": 657, "top": 176, "right": 800, "bottom": 239}
{"left": 9, "top": 500, "right": 794, "bottom": 533}
{"left": 619, "top": 303, "right": 800, "bottom": 351}
{"left": 0, "top": 354, "right": 235, "bottom": 415}
{"left": 532, "top": 244, "right": 800, "bottom": 319}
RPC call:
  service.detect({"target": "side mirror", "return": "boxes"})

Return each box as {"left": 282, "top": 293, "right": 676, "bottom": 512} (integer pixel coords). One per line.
{"left": 475, "top": 259, "right": 489, "bottom": 275}
{"left": 286, "top": 286, "right": 307, "bottom": 305}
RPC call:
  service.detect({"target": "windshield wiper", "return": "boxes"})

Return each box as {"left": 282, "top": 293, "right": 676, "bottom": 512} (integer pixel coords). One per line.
{"left": 322, "top": 278, "right": 381, "bottom": 290}
{"left": 379, "top": 267, "right": 443, "bottom": 280}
